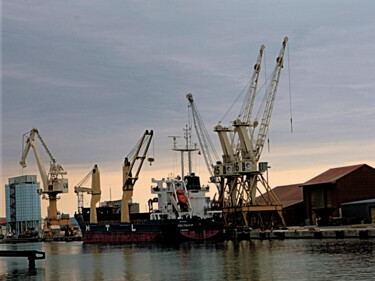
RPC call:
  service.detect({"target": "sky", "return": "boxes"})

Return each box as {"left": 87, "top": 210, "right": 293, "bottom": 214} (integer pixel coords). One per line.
{"left": 1, "top": 1, "right": 375, "bottom": 218}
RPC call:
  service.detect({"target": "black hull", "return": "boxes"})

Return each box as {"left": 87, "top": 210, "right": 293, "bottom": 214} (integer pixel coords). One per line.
{"left": 75, "top": 214, "right": 222, "bottom": 244}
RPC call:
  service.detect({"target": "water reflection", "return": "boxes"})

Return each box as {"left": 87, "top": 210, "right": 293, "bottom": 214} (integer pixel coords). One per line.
{"left": 123, "top": 247, "right": 136, "bottom": 280}
{"left": 307, "top": 239, "right": 375, "bottom": 255}
{"left": 1, "top": 239, "right": 375, "bottom": 280}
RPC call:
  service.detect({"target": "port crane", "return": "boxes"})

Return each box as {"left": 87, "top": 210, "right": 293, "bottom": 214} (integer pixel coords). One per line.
{"left": 122, "top": 130, "right": 154, "bottom": 223}
{"left": 216, "top": 38, "right": 288, "bottom": 229}
{"left": 233, "top": 44, "right": 265, "bottom": 148}
{"left": 74, "top": 164, "right": 101, "bottom": 224}
{"left": 213, "top": 45, "right": 265, "bottom": 207}
{"left": 186, "top": 93, "right": 220, "bottom": 191}
{"left": 20, "top": 128, "right": 71, "bottom": 236}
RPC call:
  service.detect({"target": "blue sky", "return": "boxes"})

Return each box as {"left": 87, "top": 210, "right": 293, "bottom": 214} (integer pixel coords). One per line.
{"left": 1, "top": 1, "right": 375, "bottom": 216}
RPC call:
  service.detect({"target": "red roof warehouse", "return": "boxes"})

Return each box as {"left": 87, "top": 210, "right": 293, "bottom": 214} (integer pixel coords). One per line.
{"left": 301, "top": 164, "right": 375, "bottom": 225}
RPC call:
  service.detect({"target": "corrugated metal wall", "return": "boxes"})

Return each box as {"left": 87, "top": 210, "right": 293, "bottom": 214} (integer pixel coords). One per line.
{"left": 337, "top": 165, "right": 375, "bottom": 203}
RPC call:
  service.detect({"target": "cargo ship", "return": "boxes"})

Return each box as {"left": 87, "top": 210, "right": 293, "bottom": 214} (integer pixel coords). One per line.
{"left": 75, "top": 173, "right": 222, "bottom": 243}
{"left": 74, "top": 129, "right": 222, "bottom": 243}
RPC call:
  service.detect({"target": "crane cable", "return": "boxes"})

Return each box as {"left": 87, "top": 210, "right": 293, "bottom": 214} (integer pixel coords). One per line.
{"left": 126, "top": 133, "right": 152, "bottom": 162}
{"left": 287, "top": 43, "right": 293, "bottom": 133}
{"left": 74, "top": 168, "right": 93, "bottom": 189}
{"left": 264, "top": 51, "right": 270, "bottom": 152}
{"left": 187, "top": 103, "right": 198, "bottom": 173}
{"left": 194, "top": 103, "right": 220, "bottom": 161}
{"left": 219, "top": 80, "right": 251, "bottom": 124}
{"left": 254, "top": 72, "right": 274, "bottom": 125}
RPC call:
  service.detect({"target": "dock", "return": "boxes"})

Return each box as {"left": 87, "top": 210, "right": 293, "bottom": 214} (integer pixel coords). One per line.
{"left": 0, "top": 250, "right": 45, "bottom": 270}
{"left": 0, "top": 236, "right": 82, "bottom": 244}
{"left": 226, "top": 225, "right": 375, "bottom": 240}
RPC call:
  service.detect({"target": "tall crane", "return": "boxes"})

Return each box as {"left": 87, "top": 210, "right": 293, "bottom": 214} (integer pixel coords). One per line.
{"left": 254, "top": 37, "right": 288, "bottom": 160}
{"left": 238, "top": 45, "right": 265, "bottom": 130}
{"left": 217, "top": 37, "right": 288, "bottom": 229}
{"left": 74, "top": 164, "right": 101, "bottom": 224}
{"left": 234, "top": 37, "right": 288, "bottom": 178}
{"left": 122, "top": 130, "right": 153, "bottom": 223}
{"left": 213, "top": 45, "right": 265, "bottom": 208}
{"left": 20, "top": 128, "right": 70, "bottom": 236}
{"left": 231, "top": 44, "right": 265, "bottom": 160}
{"left": 186, "top": 93, "right": 220, "bottom": 191}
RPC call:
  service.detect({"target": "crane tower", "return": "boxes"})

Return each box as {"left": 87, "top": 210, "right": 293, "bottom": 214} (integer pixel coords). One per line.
{"left": 215, "top": 38, "right": 288, "bottom": 229}
{"left": 20, "top": 128, "right": 72, "bottom": 237}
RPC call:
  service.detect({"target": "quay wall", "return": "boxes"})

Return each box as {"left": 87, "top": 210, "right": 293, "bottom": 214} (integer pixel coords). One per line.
{"left": 227, "top": 226, "right": 375, "bottom": 240}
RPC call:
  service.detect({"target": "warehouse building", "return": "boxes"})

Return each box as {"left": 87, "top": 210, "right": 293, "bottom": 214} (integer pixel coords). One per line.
{"left": 5, "top": 175, "right": 41, "bottom": 237}
{"left": 257, "top": 183, "right": 304, "bottom": 226}
{"left": 341, "top": 199, "right": 375, "bottom": 224}
{"left": 301, "top": 164, "right": 375, "bottom": 225}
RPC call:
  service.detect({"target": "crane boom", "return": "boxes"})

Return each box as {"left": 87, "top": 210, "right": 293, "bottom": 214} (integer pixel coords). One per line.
{"left": 20, "top": 129, "right": 48, "bottom": 188}
{"left": 121, "top": 130, "right": 154, "bottom": 223}
{"left": 74, "top": 164, "right": 101, "bottom": 224}
{"left": 242, "top": 45, "right": 265, "bottom": 125}
{"left": 255, "top": 37, "right": 288, "bottom": 160}
{"left": 20, "top": 128, "right": 70, "bottom": 234}
{"left": 186, "top": 93, "right": 220, "bottom": 188}
{"left": 20, "top": 128, "right": 68, "bottom": 194}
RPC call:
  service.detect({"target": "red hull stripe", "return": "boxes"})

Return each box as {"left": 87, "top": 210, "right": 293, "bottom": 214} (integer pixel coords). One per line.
{"left": 179, "top": 230, "right": 221, "bottom": 240}
{"left": 83, "top": 231, "right": 163, "bottom": 243}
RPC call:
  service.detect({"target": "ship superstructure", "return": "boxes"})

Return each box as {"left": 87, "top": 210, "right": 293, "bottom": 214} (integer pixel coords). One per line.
{"left": 149, "top": 127, "right": 219, "bottom": 221}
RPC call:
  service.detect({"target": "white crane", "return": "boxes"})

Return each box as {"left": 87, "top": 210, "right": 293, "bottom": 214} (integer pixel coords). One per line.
{"left": 254, "top": 37, "right": 288, "bottom": 160}
{"left": 239, "top": 45, "right": 265, "bottom": 128}
{"left": 214, "top": 44, "right": 265, "bottom": 178}
{"left": 234, "top": 37, "right": 288, "bottom": 174}
{"left": 216, "top": 37, "right": 288, "bottom": 229}
{"left": 20, "top": 128, "right": 70, "bottom": 235}
{"left": 186, "top": 93, "right": 220, "bottom": 191}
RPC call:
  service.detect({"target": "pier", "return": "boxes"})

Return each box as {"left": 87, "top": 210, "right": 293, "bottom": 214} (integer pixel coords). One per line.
{"left": 225, "top": 225, "right": 375, "bottom": 240}
{"left": 0, "top": 250, "right": 45, "bottom": 270}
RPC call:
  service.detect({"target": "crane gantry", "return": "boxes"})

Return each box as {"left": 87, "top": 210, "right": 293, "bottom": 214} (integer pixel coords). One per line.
{"left": 215, "top": 37, "right": 288, "bottom": 229}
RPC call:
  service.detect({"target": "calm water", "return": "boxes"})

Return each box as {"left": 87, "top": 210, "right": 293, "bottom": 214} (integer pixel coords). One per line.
{"left": 1, "top": 239, "right": 374, "bottom": 280}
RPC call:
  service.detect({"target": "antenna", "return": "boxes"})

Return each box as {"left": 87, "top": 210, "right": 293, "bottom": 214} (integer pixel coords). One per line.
{"left": 168, "top": 136, "right": 180, "bottom": 149}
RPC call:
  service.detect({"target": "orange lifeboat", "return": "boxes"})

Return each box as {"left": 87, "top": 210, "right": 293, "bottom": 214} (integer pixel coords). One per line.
{"left": 176, "top": 190, "right": 187, "bottom": 204}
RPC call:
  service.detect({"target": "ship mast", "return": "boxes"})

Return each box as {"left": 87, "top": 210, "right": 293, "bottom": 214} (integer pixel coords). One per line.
{"left": 171, "top": 126, "right": 198, "bottom": 178}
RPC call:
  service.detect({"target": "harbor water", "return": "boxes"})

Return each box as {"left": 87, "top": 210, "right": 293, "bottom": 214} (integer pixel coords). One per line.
{"left": 1, "top": 239, "right": 374, "bottom": 280}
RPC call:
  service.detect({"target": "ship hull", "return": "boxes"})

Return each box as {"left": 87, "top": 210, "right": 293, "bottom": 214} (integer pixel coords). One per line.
{"left": 76, "top": 215, "right": 222, "bottom": 244}
{"left": 82, "top": 231, "right": 164, "bottom": 243}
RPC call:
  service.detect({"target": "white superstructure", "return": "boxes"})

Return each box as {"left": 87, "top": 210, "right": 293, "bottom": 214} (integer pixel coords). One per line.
{"left": 149, "top": 128, "right": 220, "bottom": 221}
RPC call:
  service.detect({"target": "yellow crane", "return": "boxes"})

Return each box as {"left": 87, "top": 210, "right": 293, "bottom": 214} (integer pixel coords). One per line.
{"left": 121, "top": 130, "right": 154, "bottom": 223}
{"left": 74, "top": 164, "right": 101, "bottom": 224}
